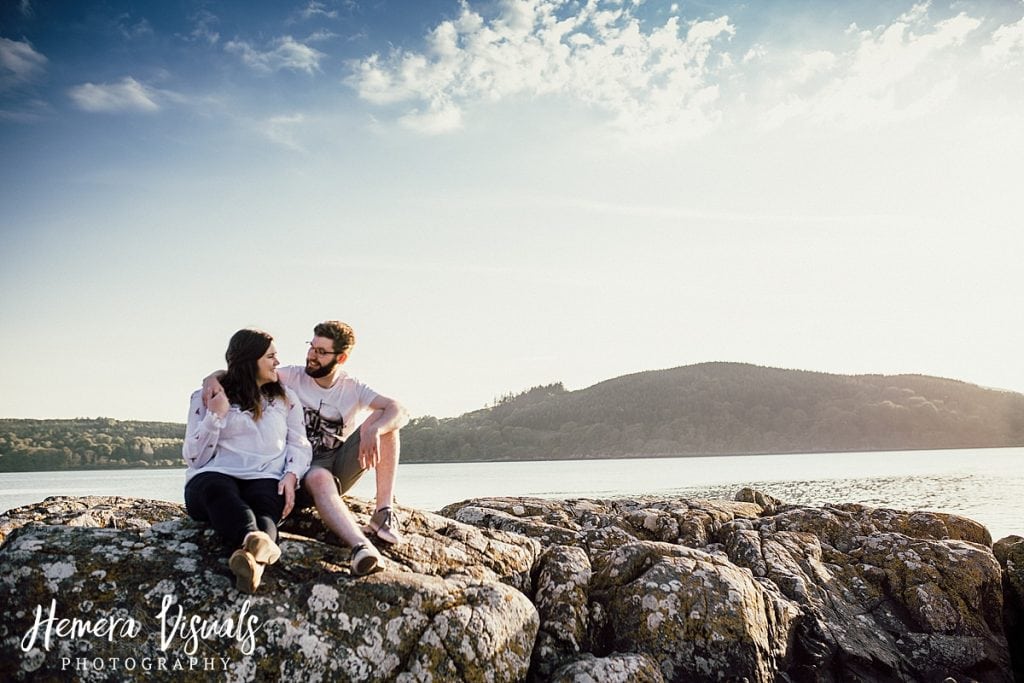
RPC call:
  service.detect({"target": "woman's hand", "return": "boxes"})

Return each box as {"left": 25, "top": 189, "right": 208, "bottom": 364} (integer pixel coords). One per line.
{"left": 279, "top": 472, "right": 298, "bottom": 518}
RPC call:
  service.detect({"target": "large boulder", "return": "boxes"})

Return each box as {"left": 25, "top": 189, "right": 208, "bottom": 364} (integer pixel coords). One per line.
{"left": 548, "top": 652, "right": 665, "bottom": 682}
{"left": 721, "top": 507, "right": 1008, "bottom": 681}
{"left": 443, "top": 495, "right": 1014, "bottom": 682}
{"left": 531, "top": 544, "right": 592, "bottom": 679}
{"left": 589, "top": 540, "right": 797, "bottom": 682}
{"left": 0, "top": 496, "right": 539, "bottom": 682}
{"left": 994, "top": 534, "right": 1024, "bottom": 681}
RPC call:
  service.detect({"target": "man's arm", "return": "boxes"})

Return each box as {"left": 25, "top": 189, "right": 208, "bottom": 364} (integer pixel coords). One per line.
{"left": 357, "top": 395, "right": 408, "bottom": 470}
{"left": 363, "top": 395, "right": 408, "bottom": 434}
{"left": 183, "top": 389, "right": 228, "bottom": 469}
{"left": 201, "top": 370, "right": 226, "bottom": 407}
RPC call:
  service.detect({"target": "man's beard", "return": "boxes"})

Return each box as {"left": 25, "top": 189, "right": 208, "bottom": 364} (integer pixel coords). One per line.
{"left": 305, "top": 357, "right": 337, "bottom": 379}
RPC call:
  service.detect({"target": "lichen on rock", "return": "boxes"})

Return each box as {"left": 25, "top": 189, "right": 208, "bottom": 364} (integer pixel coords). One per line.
{"left": 0, "top": 491, "right": 1019, "bottom": 682}
{"left": 0, "top": 496, "right": 538, "bottom": 682}
{"left": 444, "top": 493, "right": 1015, "bottom": 682}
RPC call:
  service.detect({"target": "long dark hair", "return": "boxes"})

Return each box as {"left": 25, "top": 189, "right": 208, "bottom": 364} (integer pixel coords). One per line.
{"left": 220, "top": 328, "right": 285, "bottom": 421}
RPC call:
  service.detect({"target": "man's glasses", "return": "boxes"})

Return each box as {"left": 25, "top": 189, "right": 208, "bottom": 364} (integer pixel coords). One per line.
{"left": 306, "top": 341, "right": 340, "bottom": 358}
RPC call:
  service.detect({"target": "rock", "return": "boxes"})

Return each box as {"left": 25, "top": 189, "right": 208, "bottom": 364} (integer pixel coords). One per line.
{"left": 735, "top": 486, "right": 782, "bottom": 512}
{"left": 2, "top": 491, "right": 1018, "bottom": 682}
{"left": 282, "top": 497, "right": 541, "bottom": 593}
{"left": 0, "top": 496, "right": 538, "bottom": 682}
{"left": 440, "top": 496, "right": 763, "bottom": 552}
{"left": 993, "top": 535, "right": 1024, "bottom": 565}
{"left": 0, "top": 495, "right": 183, "bottom": 546}
{"left": 721, "top": 520, "right": 1008, "bottom": 681}
{"left": 993, "top": 535, "right": 1024, "bottom": 681}
{"left": 548, "top": 652, "right": 665, "bottom": 682}
{"left": 445, "top": 493, "right": 1015, "bottom": 682}
{"left": 531, "top": 544, "right": 591, "bottom": 680}
{"left": 589, "top": 541, "right": 797, "bottom": 682}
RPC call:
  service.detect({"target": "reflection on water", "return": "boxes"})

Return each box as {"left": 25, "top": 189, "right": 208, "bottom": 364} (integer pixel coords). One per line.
{"left": 661, "top": 474, "right": 979, "bottom": 510}
{"left": 589, "top": 472, "right": 1021, "bottom": 541}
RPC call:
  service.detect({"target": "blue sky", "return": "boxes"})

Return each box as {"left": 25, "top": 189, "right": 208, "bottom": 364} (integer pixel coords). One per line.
{"left": 2, "top": 0, "right": 1023, "bottom": 423}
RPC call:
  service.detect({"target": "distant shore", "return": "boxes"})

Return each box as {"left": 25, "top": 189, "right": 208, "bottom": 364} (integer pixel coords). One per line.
{"left": 1, "top": 443, "right": 1021, "bottom": 473}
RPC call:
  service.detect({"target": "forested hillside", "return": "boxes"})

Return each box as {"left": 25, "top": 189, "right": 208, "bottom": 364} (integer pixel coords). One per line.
{"left": 400, "top": 363, "right": 1024, "bottom": 461}
{"left": 0, "top": 418, "right": 183, "bottom": 471}
{"left": 2, "top": 363, "right": 1022, "bottom": 470}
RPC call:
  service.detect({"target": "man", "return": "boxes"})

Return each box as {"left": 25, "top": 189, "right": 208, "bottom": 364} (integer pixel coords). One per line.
{"left": 204, "top": 320, "right": 408, "bottom": 570}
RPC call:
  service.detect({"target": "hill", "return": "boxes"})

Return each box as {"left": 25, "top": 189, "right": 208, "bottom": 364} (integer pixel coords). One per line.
{"left": 1, "top": 363, "right": 1022, "bottom": 470}
{"left": 400, "top": 362, "right": 1024, "bottom": 461}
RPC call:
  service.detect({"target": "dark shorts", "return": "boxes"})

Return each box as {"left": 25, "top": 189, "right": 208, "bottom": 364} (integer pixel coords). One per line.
{"left": 295, "top": 428, "right": 367, "bottom": 510}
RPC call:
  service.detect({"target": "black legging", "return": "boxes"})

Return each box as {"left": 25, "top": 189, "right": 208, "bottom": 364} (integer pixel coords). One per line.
{"left": 184, "top": 472, "right": 285, "bottom": 550}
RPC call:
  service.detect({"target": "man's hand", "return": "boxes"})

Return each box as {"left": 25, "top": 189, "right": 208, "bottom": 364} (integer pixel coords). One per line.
{"left": 207, "top": 389, "right": 229, "bottom": 418}
{"left": 358, "top": 423, "right": 382, "bottom": 470}
{"left": 278, "top": 472, "right": 298, "bottom": 518}
{"left": 201, "top": 373, "right": 226, "bottom": 408}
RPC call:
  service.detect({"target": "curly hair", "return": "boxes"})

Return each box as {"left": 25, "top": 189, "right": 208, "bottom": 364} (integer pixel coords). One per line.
{"left": 313, "top": 320, "right": 356, "bottom": 355}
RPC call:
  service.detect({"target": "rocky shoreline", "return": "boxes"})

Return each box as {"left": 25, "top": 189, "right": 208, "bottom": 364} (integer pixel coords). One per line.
{"left": 0, "top": 492, "right": 1021, "bottom": 681}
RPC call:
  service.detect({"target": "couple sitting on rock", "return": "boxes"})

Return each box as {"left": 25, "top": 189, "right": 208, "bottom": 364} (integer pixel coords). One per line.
{"left": 182, "top": 320, "right": 408, "bottom": 593}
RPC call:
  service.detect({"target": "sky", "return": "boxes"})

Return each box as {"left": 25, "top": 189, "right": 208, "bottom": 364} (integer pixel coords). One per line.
{"left": 1, "top": 0, "right": 1022, "bottom": 424}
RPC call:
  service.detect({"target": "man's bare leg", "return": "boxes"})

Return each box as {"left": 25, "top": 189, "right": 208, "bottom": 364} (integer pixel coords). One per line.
{"left": 304, "top": 467, "right": 377, "bottom": 549}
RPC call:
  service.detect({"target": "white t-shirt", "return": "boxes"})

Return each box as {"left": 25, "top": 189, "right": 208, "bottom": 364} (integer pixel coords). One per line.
{"left": 276, "top": 365, "right": 380, "bottom": 451}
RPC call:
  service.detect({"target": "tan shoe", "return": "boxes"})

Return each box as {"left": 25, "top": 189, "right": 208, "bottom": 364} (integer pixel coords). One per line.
{"left": 243, "top": 531, "right": 282, "bottom": 565}
{"left": 229, "top": 549, "right": 264, "bottom": 593}
{"left": 350, "top": 542, "right": 382, "bottom": 577}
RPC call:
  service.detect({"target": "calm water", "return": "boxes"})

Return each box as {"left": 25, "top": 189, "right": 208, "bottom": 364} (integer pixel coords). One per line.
{"left": 1, "top": 448, "right": 1021, "bottom": 541}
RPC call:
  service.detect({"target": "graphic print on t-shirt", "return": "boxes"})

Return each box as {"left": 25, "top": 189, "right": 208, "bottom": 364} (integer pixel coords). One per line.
{"left": 303, "top": 404, "right": 344, "bottom": 451}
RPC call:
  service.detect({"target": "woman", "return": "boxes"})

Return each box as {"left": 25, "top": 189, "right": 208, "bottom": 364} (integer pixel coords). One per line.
{"left": 183, "top": 328, "right": 311, "bottom": 593}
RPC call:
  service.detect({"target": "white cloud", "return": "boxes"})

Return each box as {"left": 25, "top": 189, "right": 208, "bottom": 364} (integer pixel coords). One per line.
{"left": 307, "top": 29, "right": 338, "bottom": 43}
{"left": 758, "top": 7, "right": 987, "bottom": 129}
{"left": 259, "top": 113, "right": 308, "bottom": 150}
{"left": 0, "top": 37, "right": 47, "bottom": 90}
{"left": 792, "top": 50, "right": 836, "bottom": 84}
{"left": 347, "top": 0, "right": 734, "bottom": 140}
{"left": 118, "top": 15, "right": 154, "bottom": 40}
{"left": 898, "top": 1, "right": 930, "bottom": 25}
{"left": 299, "top": 2, "right": 338, "bottom": 21}
{"left": 849, "top": 12, "right": 979, "bottom": 89}
{"left": 68, "top": 77, "right": 161, "bottom": 113}
{"left": 187, "top": 10, "right": 220, "bottom": 45}
{"left": 0, "top": 97, "right": 50, "bottom": 123}
{"left": 399, "top": 99, "right": 464, "bottom": 135}
{"left": 742, "top": 44, "right": 766, "bottom": 64}
{"left": 226, "top": 36, "right": 324, "bottom": 74}
{"left": 347, "top": 1, "right": 1024, "bottom": 141}
{"left": 982, "top": 15, "right": 1024, "bottom": 65}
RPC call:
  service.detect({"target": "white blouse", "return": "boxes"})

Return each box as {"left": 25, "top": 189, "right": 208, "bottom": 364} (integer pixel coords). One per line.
{"left": 182, "top": 387, "right": 311, "bottom": 483}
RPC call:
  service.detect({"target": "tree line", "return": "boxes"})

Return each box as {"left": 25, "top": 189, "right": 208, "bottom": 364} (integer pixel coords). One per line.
{"left": 0, "top": 418, "right": 184, "bottom": 471}
{"left": 2, "top": 363, "right": 1022, "bottom": 471}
